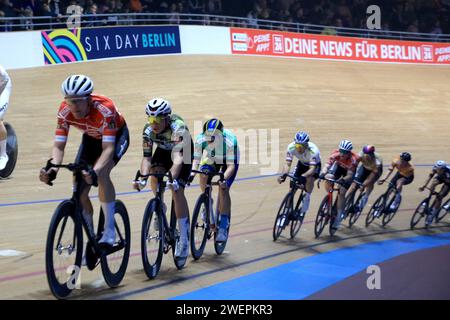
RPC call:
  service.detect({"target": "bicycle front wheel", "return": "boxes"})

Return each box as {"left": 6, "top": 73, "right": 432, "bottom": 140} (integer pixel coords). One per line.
{"left": 382, "top": 189, "right": 400, "bottom": 226}
{"left": 273, "top": 192, "right": 293, "bottom": 241}
{"left": 410, "top": 199, "right": 428, "bottom": 229}
{"left": 45, "top": 200, "right": 83, "bottom": 299}
{"left": 436, "top": 198, "right": 450, "bottom": 223}
{"left": 290, "top": 192, "right": 304, "bottom": 239}
{"left": 100, "top": 200, "right": 131, "bottom": 288}
{"left": 366, "top": 195, "right": 384, "bottom": 227}
{"left": 190, "top": 194, "right": 209, "bottom": 260}
{"left": 141, "top": 199, "right": 164, "bottom": 279}
{"left": 315, "top": 196, "right": 330, "bottom": 238}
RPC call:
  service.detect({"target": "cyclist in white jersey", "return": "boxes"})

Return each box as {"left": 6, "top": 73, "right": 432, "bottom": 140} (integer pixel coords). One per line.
{"left": 278, "top": 131, "right": 321, "bottom": 217}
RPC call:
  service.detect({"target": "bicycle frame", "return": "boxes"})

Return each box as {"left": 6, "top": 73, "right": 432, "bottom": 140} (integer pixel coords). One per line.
{"left": 191, "top": 169, "right": 225, "bottom": 230}
{"left": 135, "top": 170, "right": 177, "bottom": 252}
{"left": 48, "top": 160, "right": 125, "bottom": 256}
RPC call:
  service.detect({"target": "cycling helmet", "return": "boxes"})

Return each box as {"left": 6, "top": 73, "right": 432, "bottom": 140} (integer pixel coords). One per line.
{"left": 61, "top": 75, "right": 93, "bottom": 97}
{"left": 339, "top": 139, "right": 353, "bottom": 152}
{"left": 203, "top": 118, "right": 224, "bottom": 136}
{"left": 146, "top": 97, "right": 172, "bottom": 117}
{"left": 363, "top": 145, "right": 375, "bottom": 154}
{"left": 434, "top": 160, "right": 447, "bottom": 170}
{"left": 400, "top": 152, "right": 411, "bottom": 162}
{"left": 294, "top": 131, "right": 310, "bottom": 144}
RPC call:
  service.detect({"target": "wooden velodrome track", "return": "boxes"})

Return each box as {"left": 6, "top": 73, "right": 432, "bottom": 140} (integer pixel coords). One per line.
{"left": 0, "top": 54, "right": 449, "bottom": 299}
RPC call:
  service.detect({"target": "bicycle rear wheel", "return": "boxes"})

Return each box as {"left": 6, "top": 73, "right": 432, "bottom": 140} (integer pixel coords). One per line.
{"left": 314, "top": 196, "right": 330, "bottom": 238}
{"left": 382, "top": 189, "right": 400, "bottom": 226}
{"left": 366, "top": 195, "right": 384, "bottom": 227}
{"left": 141, "top": 199, "right": 164, "bottom": 279}
{"left": 436, "top": 198, "right": 450, "bottom": 223}
{"left": 100, "top": 200, "right": 131, "bottom": 288}
{"left": 190, "top": 194, "right": 209, "bottom": 260}
{"left": 45, "top": 200, "right": 83, "bottom": 299}
{"left": 214, "top": 214, "right": 230, "bottom": 255}
{"left": 0, "top": 122, "right": 18, "bottom": 178}
{"left": 290, "top": 192, "right": 304, "bottom": 239}
{"left": 273, "top": 192, "right": 293, "bottom": 241}
{"left": 410, "top": 199, "right": 428, "bottom": 229}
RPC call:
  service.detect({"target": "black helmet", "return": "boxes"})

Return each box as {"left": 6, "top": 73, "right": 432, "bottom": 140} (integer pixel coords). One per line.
{"left": 400, "top": 152, "right": 411, "bottom": 162}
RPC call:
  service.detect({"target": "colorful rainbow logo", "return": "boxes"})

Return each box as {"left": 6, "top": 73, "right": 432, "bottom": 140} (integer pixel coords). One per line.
{"left": 42, "top": 29, "right": 88, "bottom": 64}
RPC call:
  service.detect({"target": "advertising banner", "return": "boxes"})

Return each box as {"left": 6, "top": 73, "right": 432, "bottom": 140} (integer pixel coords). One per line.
{"left": 230, "top": 27, "right": 450, "bottom": 65}
{"left": 42, "top": 26, "right": 181, "bottom": 64}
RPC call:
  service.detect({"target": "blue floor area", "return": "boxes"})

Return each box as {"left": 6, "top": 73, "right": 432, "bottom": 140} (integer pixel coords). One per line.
{"left": 171, "top": 232, "right": 450, "bottom": 300}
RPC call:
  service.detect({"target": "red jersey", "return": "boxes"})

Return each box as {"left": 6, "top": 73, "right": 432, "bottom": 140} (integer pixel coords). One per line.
{"left": 327, "top": 149, "right": 360, "bottom": 172}
{"left": 55, "top": 94, "right": 125, "bottom": 143}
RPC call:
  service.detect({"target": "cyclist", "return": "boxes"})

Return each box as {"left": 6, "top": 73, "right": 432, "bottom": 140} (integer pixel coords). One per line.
{"left": 278, "top": 131, "right": 321, "bottom": 223}
{"left": 0, "top": 64, "right": 12, "bottom": 170}
{"left": 418, "top": 160, "right": 450, "bottom": 225}
{"left": 189, "top": 118, "right": 239, "bottom": 242}
{"left": 378, "top": 152, "right": 414, "bottom": 211}
{"left": 347, "top": 145, "right": 383, "bottom": 211}
{"left": 132, "top": 98, "right": 193, "bottom": 259}
{"left": 39, "top": 75, "right": 129, "bottom": 249}
{"left": 319, "top": 140, "right": 360, "bottom": 231}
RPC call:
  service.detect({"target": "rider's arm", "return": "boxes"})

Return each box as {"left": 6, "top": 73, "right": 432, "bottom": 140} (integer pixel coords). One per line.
{"left": 141, "top": 138, "right": 153, "bottom": 176}
{"left": 50, "top": 141, "right": 66, "bottom": 166}
{"left": 420, "top": 171, "right": 434, "bottom": 189}
{"left": 381, "top": 160, "right": 396, "bottom": 181}
{"left": 170, "top": 149, "right": 183, "bottom": 180}
{"left": 281, "top": 160, "right": 292, "bottom": 176}
{"left": 0, "top": 67, "right": 10, "bottom": 95}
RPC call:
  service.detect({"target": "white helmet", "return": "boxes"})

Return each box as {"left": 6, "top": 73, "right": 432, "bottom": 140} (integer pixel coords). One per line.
{"left": 339, "top": 139, "right": 353, "bottom": 151}
{"left": 434, "top": 160, "right": 447, "bottom": 169}
{"left": 61, "top": 74, "right": 93, "bottom": 97}
{"left": 145, "top": 97, "right": 172, "bottom": 117}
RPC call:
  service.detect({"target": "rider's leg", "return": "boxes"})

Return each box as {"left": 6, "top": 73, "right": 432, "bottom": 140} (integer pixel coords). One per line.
{"left": 301, "top": 176, "right": 315, "bottom": 215}
{"left": 79, "top": 182, "right": 95, "bottom": 237}
{"left": 97, "top": 160, "right": 117, "bottom": 245}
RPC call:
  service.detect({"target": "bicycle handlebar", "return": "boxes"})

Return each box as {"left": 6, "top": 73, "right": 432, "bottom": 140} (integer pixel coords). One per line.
{"left": 134, "top": 170, "right": 174, "bottom": 183}
{"left": 43, "top": 159, "right": 96, "bottom": 186}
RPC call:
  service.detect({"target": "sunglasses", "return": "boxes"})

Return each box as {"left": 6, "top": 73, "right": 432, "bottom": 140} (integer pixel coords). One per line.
{"left": 339, "top": 149, "right": 350, "bottom": 155}
{"left": 295, "top": 143, "right": 307, "bottom": 152}
{"left": 148, "top": 115, "right": 165, "bottom": 124}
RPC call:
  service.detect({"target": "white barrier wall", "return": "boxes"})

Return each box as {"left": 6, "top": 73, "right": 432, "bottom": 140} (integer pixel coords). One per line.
{"left": 1, "top": 25, "right": 449, "bottom": 70}
{"left": 179, "top": 26, "right": 230, "bottom": 55}
{"left": 0, "top": 31, "right": 44, "bottom": 69}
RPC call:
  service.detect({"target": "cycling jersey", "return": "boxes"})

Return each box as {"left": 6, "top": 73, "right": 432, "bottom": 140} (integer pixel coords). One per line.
{"left": 55, "top": 94, "right": 125, "bottom": 143}
{"left": 358, "top": 152, "right": 383, "bottom": 172}
{"left": 286, "top": 141, "right": 321, "bottom": 166}
{"left": 327, "top": 149, "right": 360, "bottom": 172}
{"left": 142, "top": 113, "right": 190, "bottom": 157}
{"left": 194, "top": 129, "right": 239, "bottom": 165}
{"left": 391, "top": 157, "right": 414, "bottom": 177}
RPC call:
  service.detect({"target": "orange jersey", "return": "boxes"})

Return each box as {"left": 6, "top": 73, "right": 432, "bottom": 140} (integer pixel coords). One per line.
{"left": 55, "top": 94, "right": 125, "bottom": 143}
{"left": 327, "top": 149, "right": 360, "bottom": 172}
{"left": 391, "top": 157, "right": 414, "bottom": 177}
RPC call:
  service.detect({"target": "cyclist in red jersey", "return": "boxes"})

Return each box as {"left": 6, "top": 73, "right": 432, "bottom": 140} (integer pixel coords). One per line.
{"left": 319, "top": 140, "right": 360, "bottom": 231}
{"left": 39, "top": 75, "right": 129, "bottom": 250}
